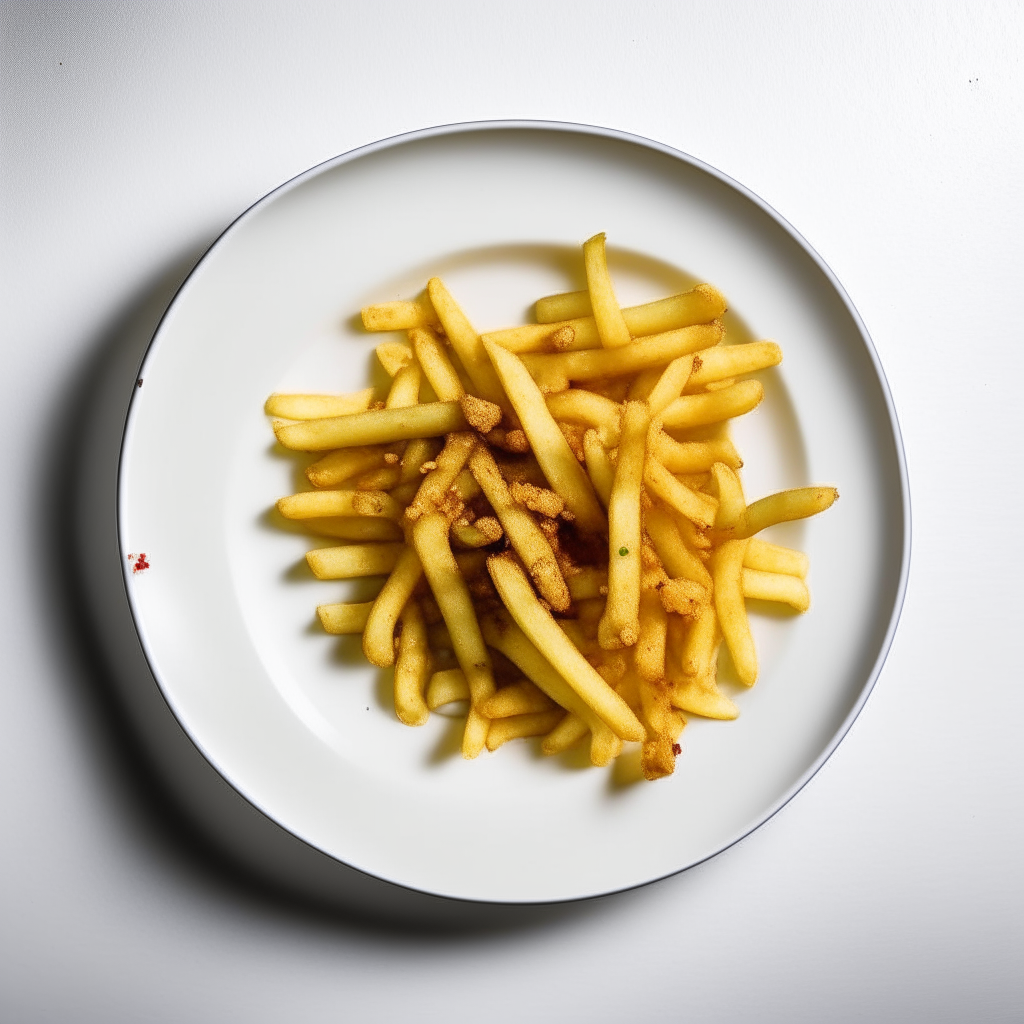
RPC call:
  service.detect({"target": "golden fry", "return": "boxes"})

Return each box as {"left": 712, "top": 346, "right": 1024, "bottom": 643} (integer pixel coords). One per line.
{"left": 486, "top": 710, "right": 565, "bottom": 751}
{"left": 426, "top": 668, "right": 469, "bottom": 709}
{"left": 634, "top": 589, "right": 668, "bottom": 682}
{"left": 480, "top": 680, "right": 556, "bottom": 718}
{"left": 317, "top": 601, "right": 374, "bottom": 634}
{"left": 265, "top": 388, "right": 375, "bottom": 420}
{"left": 483, "top": 339, "right": 605, "bottom": 532}
{"left": 742, "top": 568, "right": 810, "bottom": 611}
{"left": 712, "top": 539, "right": 757, "bottom": 686}
{"left": 394, "top": 600, "right": 430, "bottom": 726}
{"left": 376, "top": 341, "right": 414, "bottom": 376}
{"left": 599, "top": 402, "right": 649, "bottom": 649}
{"left": 362, "top": 545, "right": 423, "bottom": 667}
{"left": 651, "top": 432, "right": 742, "bottom": 474}
{"left": 583, "top": 232, "right": 631, "bottom": 348}
{"left": 545, "top": 389, "right": 622, "bottom": 446}
{"left": 305, "top": 446, "right": 388, "bottom": 488}
{"left": 405, "top": 431, "right": 478, "bottom": 522}
{"left": 362, "top": 293, "right": 438, "bottom": 332}
{"left": 540, "top": 713, "right": 590, "bottom": 755}
{"left": 275, "top": 401, "right": 468, "bottom": 451}
{"left": 643, "top": 502, "right": 712, "bottom": 589}
{"left": 582, "top": 429, "right": 615, "bottom": 507}
{"left": 277, "top": 489, "right": 401, "bottom": 521}
{"left": 410, "top": 327, "right": 465, "bottom": 401}
{"left": 643, "top": 458, "right": 718, "bottom": 528}
{"left": 487, "top": 554, "right": 644, "bottom": 741}
{"left": 710, "top": 462, "right": 747, "bottom": 533}
{"left": 385, "top": 361, "right": 421, "bottom": 409}
{"left": 301, "top": 517, "right": 403, "bottom": 542}
{"left": 660, "top": 379, "right": 764, "bottom": 430}
{"left": 685, "top": 341, "right": 782, "bottom": 389}
{"left": 744, "top": 537, "right": 809, "bottom": 578}
{"left": 534, "top": 282, "right": 727, "bottom": 329}
{"left": 647, "top": 354, "right": 696, "bottom": 416}
{"left": 306, "top": 542, "right": 405, "bottom": 580}
{"left": 741, "top": 486, "right": 839, "bottom": 537}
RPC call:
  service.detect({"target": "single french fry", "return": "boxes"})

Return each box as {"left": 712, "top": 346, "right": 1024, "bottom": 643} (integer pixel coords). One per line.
{"left": 713, "top": 539, "right": 756, "bottom": 686}
{"left": 582, "top": 429, "right": 615, "bottom": 507}
{"left": 742, "top": 568, "right": 810, "bottom": 611}
{"left": 643, "top": 503, "right": 712, "bottom": 588}
{"left": 534, "top": 282, "right": 728, "bottom": 330}
{"left": 362, "top": 545, "right": 423, "bottom": 667}
{"left": 394, "top": 600, "right": 430, "bottom": 726}
{"left": 647, "top": 354, "right": 696, "bottom": 416}
{"left": 277, "top": 489, "right": 402, "bottom": 521}
{"left": 676, "top": 598, "right": 718, "bottom": 678}
{"left": 487, "top": 554, "right": 644, "bottom": 741}
{"left": 650, "top": 433, "right": 742, "bottom": 473}
{"left": 404, "top": 431, "right": 478, "bottom": 522}
{"left": 305, "top": 446, "right": 387, "bottom": 488}
{"left": 385, "top": 361, "right": 421, "bottom": 409}
{"left": 583, "top": 232, "right": 631, "bottom": 348}
{"left": 275, "top": 402, "right": 468, "bottom": 451}
{"left": 566, "top": 565, "right": 609, "bottom": 602}
{"left": 493, "top": 284, "right": 727, "bottom": 351}
{"left": 468, "top": 446, "right": 570, "bottom": 612}
{"left": 426, "top": 668, "right": 469, "bottom": 709}
{"left": 397, "top": 437, "right": 442, "bottom": 485}
{"left": 351, "top": 465, "right": 402, "bottom": 491}
{"left": 265, "top": 388, "right": 375, "bottom": 420}
{"left": 427, "top": 278, "right": 509, "bottom": 410}
{"left": 306, "top": 542, "right": 405, "bottom": 580}
{"left": 685, "top": 341, "right": 782, "bottom": 389}
{"left": 599, "top": 402, "right": 649, "bottom": 649}
{"left": 635, "top": 589, "right": 668, "bottom": 682}
{"left": 486, "top": 710, "right": 566, "bottom": 751}
{"left": 410, "top": 327, "right": 465, "bottom": 401}
{"left": 744, "top": 537, "right": 809, "bottom": 578}
{"left": 643, "top": 458, "right": 718, "bottom": 528}
{"left": 660, "top": 379, "right": 764, "bottom": 430}
{"left": 376, "top": 341, "right": 414, "bottom": 376}
{"left": 545, "top": 389, "right": 622, "bottom": 446}
{"left": 481, "top": 680, "right": 556, "bottom": 718}
{"left": 412, "top": 514, "right": 495, "bottom": 757}
{"left": 666, "top": 615, "right": 738, "bottom": 719}
{"left": 710, "top": 462, "right": 747, "bottom": 533}
{"left": 741, "top": 486, "right": 839, "bottom": 537}
{"left": 317, "top": 601, "right": 374, "bottom": 634}
{"left": 483, "top": 339, "right": 606, "bottom": 533}
{"left": 362, "top": 293, "right": 438, "bottom": 332}
{"left": 519, "top": 323, "right": 723, "bottom": 392}
{"left": 672, "top": 674, "right": 739, "bottom": 720}
{"left": 302, "top": 517, "right": 403, "bottom": 542}
{"left": 540, "top": 713, "right": 590, "bottom": 755}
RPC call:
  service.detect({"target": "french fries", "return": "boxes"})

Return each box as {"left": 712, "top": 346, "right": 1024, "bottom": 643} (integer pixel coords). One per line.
{"left": 269, "top": 232, "right": 838, "bottom": 778}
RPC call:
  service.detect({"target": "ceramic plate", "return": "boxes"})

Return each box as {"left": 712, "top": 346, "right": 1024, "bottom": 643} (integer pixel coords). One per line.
{"left": 118, "top": 122, "right": 909, "bottom": 903}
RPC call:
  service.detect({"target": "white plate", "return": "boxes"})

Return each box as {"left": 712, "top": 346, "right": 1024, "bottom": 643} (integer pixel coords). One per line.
{"left": 118, "top": 121, "right": 909, "bottom": 904}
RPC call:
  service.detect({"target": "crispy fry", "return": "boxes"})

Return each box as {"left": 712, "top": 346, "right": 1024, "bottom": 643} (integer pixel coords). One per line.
{"left": 275, "top": 401, "right": 468, "bottom": 451}
{"left": 305, "top": 446, "right": 387, "bottom": 488}
{"left": 306, "top": 542, "right": 405, "bottom": 580}
{"left": 317, "top": 601, "right": 374, "bottom": 634}
{"left": 412, "top": 514, "right": 495, "bottom": 757}
{"left": 685, "top": 341, "right": 782, "bottom": 389}
{"left": 487, "top": 710, "right": 566, "bottom": 751}
{"left": 362, "top": 545, "right": 423, "bottom": 667}
{"left": 583, "top": 232, "right": 631, "bottom": 348}
{"left": 426, "top": 668, "right": 469, "bottom": 709}
{"left": 643, "top": 458, "right": 718, "bottom": 528}
{"left": 483, "top": 339, "right": 605, "bottom": 532}
{"left": 520, "top": 323, "right": 723, "bottom": 392}
{"left": 650, "top": 432, "right": 742, "bottom": 473}
{"left": 744, "top": 537, "right": 809, "bottom": 578}
{"left": 741, "top": 486, "right": 839, "bottom": 537}
{"left": 742, "top": 568, "right": 810, "bottom": 611}
{"left": 410, "top": 326, "right": 465, "bottom": 401}
{"left": 660, "top": 379, "right": 764, "bottom": 430}
{"left": 647, "top": 354, "right": 696, "bottom": 416}
{"left": 710, "top": 462, "right": 747, "bottom": 533}
{"left": 480, "top": 680, "right": 556, "bottom": 718}
{"left": 541, "top": 713, "right": 590, "bottom": 755}
{"left": 394, "top": 600, "right": 430, "bottom": 726}
{"left": 487, "top": 554, "right": 644, "bottom": 741}
{"left": 450, "top": 516, "right": 503, "bottom": 548}
{"left": 545, "top": 389, "right": 622, "bottom": 446}
{"left": 277, "top": 489, "right": 402, "bottom": 521}
{"left": 385, "top": 361, "right": 421, "bottom": 408}
{"left": 643, "top": 502, "right": 712, "bottom": 589}
{"left": 265, "top": 388, "right": 375, "bottom": 420}
{"left": 469, "top": 446, "right": 570, "bottom": 611}
{"left": 427, "top": 278, "right": 509, "bottom": 410}
{"left": 582, "top": 429, "right": 615, "bottom": 507}
{"left": 712, "top": 539, "right": 757, "bottom": 686}
{"left": 676, "top": 598, "right": 718, "bottom": 678}
{"left": 362, "top": 293, "right": 438, "bottom": 332}
{"left": 599, "top": 402, "right": 649, "bottom": 649}
{"left": 534, "top": 282, "right": 727, "bottom": 330}
{"left": 635, "top": 589, "right": 668, "bottom": 682}
{"left": 659, "top": 577, "right": 708, "bottom": 617}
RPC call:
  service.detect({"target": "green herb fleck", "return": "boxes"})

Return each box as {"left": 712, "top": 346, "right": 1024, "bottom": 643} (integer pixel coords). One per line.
{"left": 618, "top": 546, "right": 629, "bottom": 556}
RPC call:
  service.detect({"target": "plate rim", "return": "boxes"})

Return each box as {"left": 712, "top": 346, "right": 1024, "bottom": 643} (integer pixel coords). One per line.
{"left": 116, "top": 118, "right": 912, "bottom": 904}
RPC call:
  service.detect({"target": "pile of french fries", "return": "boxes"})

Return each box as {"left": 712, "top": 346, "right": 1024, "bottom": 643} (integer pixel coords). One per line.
{"left": 268, "top": 233, "right": 838, "bottom": 780}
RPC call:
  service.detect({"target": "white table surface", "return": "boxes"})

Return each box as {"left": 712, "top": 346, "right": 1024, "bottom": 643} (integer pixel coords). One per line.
{"left": 2, "top": 2, "right": 1022, "bottom": 1021}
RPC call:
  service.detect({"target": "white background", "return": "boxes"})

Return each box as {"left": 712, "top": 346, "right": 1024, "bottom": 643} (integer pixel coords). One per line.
{"left": 2, "top": 2, "right": 1022, "bottom": 1021}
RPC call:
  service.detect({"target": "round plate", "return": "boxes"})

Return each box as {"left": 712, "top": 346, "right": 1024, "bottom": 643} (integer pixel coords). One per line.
{"left": 118, "top": 121, "right": 909, "bottom": 904}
